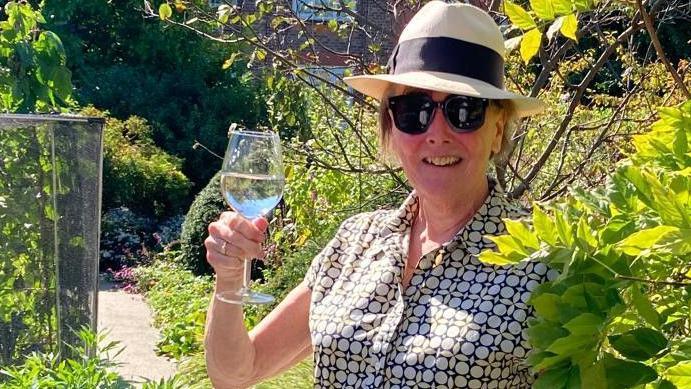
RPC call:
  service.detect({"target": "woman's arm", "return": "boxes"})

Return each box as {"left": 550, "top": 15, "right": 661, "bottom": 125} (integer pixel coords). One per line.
{"left": 204, "top": 280, "right": 312, "bottom": 388}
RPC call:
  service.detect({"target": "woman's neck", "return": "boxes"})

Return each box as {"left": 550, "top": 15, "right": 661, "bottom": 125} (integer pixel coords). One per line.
{"left": 414, "top": 179, "right": 489, "bottom": 244}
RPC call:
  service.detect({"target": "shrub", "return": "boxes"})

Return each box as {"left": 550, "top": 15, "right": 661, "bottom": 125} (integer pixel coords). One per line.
{"left": 42, "top": 0, "right": 270, "bottom": 190}
{"left": 133, "top": 257, "right": 213, "bottom": 360}
{"left": 81, "top": 107, "right": 192, "bottom": 218}
{"left": 178, "top": 173, "right": 225, "bottom": 275}
{"left": 0, "top": 327, "right": 123, "bottom": 387}
{"left": 99, "top": 207, "right": 184, "bottom": 271}
{"left": 480, "top": 100, "right": 691, "bottom": 388}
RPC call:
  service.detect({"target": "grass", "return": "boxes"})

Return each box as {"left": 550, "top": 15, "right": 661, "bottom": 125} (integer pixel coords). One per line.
{"left": 255, "top": 358, "right": 314, "bottom": 389}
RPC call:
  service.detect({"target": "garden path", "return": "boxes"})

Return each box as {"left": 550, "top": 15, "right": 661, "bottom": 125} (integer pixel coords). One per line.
{"left": 98, "top": 276, "right": 178, "bottom": 385}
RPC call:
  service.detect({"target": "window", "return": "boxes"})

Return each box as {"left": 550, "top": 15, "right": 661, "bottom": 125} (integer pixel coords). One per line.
{"left": 292, "top": 0, "right": 356, "bottom": 22}
{"left": 300, "top": 66, "right": 349, "bottom": 86}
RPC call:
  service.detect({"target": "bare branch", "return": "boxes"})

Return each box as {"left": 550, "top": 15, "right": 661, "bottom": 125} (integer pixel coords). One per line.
{"left": 509, "top": 20, "right": 646, "bottom": 199}
{"left": 636, "top": 0, "right": 691, "bottom": 98}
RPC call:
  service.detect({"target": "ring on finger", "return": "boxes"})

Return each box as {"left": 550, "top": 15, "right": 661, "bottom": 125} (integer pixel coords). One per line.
{"left": 221, "top": 240, "right": 229, "bottom": 256}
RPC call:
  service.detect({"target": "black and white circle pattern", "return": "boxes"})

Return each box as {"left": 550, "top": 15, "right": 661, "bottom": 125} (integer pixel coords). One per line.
{"left": 306, "top": 182, "right": 557, "bottom": 388}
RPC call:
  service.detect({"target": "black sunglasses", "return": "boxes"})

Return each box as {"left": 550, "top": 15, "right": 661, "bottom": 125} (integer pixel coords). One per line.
{"left": 388, "top": 93, "right": 489, "bottom": 135}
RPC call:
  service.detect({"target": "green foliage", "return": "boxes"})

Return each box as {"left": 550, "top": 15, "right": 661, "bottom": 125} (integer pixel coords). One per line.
{"left": 133, "top": 256, "right": 213, "bottom": 360}
{"left": 178, "top": 172, "right": 226, "bottom": 275}
{"left": 0, "top": 327, "right": 124, "bottom": 387}
{"left": 0, "top": 128, "right": 58, "bottom": 366}
{"left": 41, "top": 0, "right": 269, "bottom": 190}
{"left": 255, "top": 358, "right": 314, "bottom": 389}
{"left": 80, "top": 107, "right": 192, "bottom": 217}
{"left": 504, "top": 0, "right": 580, "bottom": 63}
{"left": 0, "top": 1, "right": 75, "bottom": 113}
{"left": 479, "top": 100, "right": 691, "bottom": 388}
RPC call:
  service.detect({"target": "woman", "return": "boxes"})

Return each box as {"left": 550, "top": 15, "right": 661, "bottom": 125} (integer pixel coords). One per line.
{"left": 204, "top": 2, "right": 554, "bottom": 388}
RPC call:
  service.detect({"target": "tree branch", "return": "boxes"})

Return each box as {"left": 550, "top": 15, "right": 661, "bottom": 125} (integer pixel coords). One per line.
{"left": 635, "top": 0, "right": 691, "bottom": 98}
{"left": 510, "top": 20, "right": 645, "bottom": 199}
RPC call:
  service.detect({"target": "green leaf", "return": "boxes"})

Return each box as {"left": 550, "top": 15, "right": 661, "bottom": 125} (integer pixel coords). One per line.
{"left": 531, "top": 293, "right": 562, "bottom": 322}
{"left": 217, "top": 4, "right": 232, "bottom": 23}
{"left": 573, "top": 0, "right": 592, "bottom": 12}
{"left": 546, "top": 333, "right": 596, "bottom": 355}
{"left": 665, "top": 362, "right": 691, "bottom": 388}
{"left": 563, "top": 313, "right": 604, "bottom": 336}
{"left": 604, "top": 355, "right": 658, "bottom": 388}
{"left": 530, "top": 0, "right": 555, "bottom": 21}
{"left": 504, "top": 1, "right": 537, "bottom": 30}
{"left": 580, "top": 361, "right": 608, "bottom": 389}
{"left": 478, "top": 250, "right": 521, "bottom": 265}
{"left": 533, "top": 205, "right": 558, "bottom": 246}
{"left": 617, "top": 225, "right": 678, "bottom": 256}
{"left": 609, "top": 328, "right": 668, "bottom": 361}
{"left": 553, "top": 0, "right": 574, "bottom": 15}
{"left": 504, "top": 219, "right": 540, "bottom": 250}
{"left": 533, "top": 365, "right": 571, "bottom": 389}
{"left": 159, "top": 3, "right": 173, "bottom": 20}
{"left": 600, "top": 217, "right": 635, "bottom": 245}
{"left": 526, "top": 322, "right": 569, "bottom": 349}
{"left": 487, "top": 234, "right": 530, "bottom": 257}
{"left": 576, "top": 216, "right": 597, "bottom": 250}
{"left": 621, "top": 166, "right": 690, "bottom": 228}
{"left": 554, "top": 208, "right": 574, "bottom": 246}
{"left": 520, "top": 28, "right": 542, "bottom": 64}
{"left": 630, "top": 285, "right": 661, "bottom": 329}
{"left": 560, "top": 13, "right": 578, "bottom": 41}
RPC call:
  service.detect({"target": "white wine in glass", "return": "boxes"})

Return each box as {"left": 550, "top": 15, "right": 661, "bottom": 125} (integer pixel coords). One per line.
{"left": 217, "top": 128, "right": 284, "bottom": 305}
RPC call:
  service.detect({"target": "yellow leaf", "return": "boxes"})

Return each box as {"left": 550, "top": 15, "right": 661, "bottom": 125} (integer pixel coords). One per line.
{"left": 560, "top": 13, "right": 578, "bottom": 41}
{"left": 159, "top": 3, "right": 172, "bottom": 20}
{"left": 665, "top": 362, "right": 691, "bottom": 388}
{"left": 520, "top": 28, "right": 542, "bottom": 64}
{"left": 222, "top": 53, "right": 239, "bottom": 69}
{"left": 530, "top": 0, "right": 555, "bottom": 21}
{"left": 478, "top": 251, "right": 519, "bottom": 266}
{"left": 504, "top": 1, "right": 537, "bottom": 30}
{"left": 553, "top": 0, "right": 573, "bottom": 15}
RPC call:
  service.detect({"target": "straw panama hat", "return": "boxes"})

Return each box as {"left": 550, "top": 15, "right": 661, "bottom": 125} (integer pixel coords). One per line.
{"left": 343, "top": 1, "right": 545, "bottom": 117}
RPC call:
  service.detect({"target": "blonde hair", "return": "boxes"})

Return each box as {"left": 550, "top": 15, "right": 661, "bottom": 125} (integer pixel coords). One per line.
{"left": 377, "top": 91, "right": 519, "bottom": 166}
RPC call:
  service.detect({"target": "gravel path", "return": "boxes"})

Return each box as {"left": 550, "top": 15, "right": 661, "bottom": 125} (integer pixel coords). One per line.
{"left": 98, "top": 277, "right": 178, "bottom": 385}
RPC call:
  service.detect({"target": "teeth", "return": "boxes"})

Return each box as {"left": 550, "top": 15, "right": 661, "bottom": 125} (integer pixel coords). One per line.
{"left": 424, "top": 156, "right": 461, "bottom": 166}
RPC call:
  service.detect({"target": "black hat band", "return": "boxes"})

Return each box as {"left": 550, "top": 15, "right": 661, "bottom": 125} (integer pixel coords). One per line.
{"left": 387, "top": 36, "right": 505, "bottom": 89}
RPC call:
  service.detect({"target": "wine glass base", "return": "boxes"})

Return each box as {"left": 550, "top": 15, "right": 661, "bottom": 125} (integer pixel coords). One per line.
{"left": 216, "top": 289, "right": 275, "bottom": 305}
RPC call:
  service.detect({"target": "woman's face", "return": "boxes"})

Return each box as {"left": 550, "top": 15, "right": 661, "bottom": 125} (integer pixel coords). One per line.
{"left": 388, "top": 88, "right": 505, "bottom": 201}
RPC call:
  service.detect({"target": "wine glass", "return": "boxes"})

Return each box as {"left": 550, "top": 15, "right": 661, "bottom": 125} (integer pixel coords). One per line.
{"left": 216, "top": 128, "right": 284, "bottom": 305}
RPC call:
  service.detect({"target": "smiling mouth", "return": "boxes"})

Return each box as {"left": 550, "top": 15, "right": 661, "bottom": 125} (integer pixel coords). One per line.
{"left": 423, "top": 156, "right": 462, "bottom": 167}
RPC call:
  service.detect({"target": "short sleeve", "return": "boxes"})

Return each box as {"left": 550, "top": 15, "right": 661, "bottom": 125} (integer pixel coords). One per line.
{"left": 304, "top": 211, "right": 379, "bottom": 290}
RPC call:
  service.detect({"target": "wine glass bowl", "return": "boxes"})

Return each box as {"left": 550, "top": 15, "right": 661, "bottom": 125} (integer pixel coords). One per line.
{"left": 216, "top": 129, "right": 284, "bottom": 305}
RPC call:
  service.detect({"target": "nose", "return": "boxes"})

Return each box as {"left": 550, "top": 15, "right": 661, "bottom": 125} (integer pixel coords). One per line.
{"left": 425, "top": 103, "right": 453, "bottom": 144}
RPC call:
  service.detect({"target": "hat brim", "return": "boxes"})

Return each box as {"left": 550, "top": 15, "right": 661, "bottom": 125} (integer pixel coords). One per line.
{"left": 344, "top": 71, "right": 545, "bottom": 117}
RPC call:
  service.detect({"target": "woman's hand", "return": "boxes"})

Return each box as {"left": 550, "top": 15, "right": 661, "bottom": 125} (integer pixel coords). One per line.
{"left": 205, "top": 212, "right": 269, "bottom": 282}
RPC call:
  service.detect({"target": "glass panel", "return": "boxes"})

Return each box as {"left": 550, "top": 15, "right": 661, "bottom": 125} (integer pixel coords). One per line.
{"left": 0, "top": 115, "right": 104, "bottom": 365}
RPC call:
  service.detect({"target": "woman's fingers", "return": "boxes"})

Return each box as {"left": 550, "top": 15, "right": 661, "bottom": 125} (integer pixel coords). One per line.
{"left": 220, "top": 212, "right": 268, "bottom": 243}
{"left": 205, "top": 212, "right": 270, "bottom": 278}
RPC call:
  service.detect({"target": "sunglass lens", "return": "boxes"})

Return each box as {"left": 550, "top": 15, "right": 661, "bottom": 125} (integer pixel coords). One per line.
{"left": 445, "top": 96, "right": 487, "bottom": 131}
{"left": 389, "top": 94, "right": 434, "bottom": 134}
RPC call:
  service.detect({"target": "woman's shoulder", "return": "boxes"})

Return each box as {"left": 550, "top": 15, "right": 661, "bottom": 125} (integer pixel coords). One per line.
{"left": 337, "top": 208, "right": 398, "bottom": 236}
{"left": 486, "top": 184, "right": 530, "bottom": 221}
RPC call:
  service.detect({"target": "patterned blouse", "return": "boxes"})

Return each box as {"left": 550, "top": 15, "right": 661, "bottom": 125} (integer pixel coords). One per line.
{"left": 305, "top": 181, "right": 556, "bottom": 388}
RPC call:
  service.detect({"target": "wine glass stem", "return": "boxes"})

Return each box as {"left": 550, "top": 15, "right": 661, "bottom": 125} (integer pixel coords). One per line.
{"left": 242, "top": 259, "right": 252, "bottom": 291}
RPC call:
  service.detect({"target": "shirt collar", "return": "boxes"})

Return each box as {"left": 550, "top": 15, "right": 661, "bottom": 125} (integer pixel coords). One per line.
{"left": 380, "top": 178, "right": 520, "bottom": 250}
